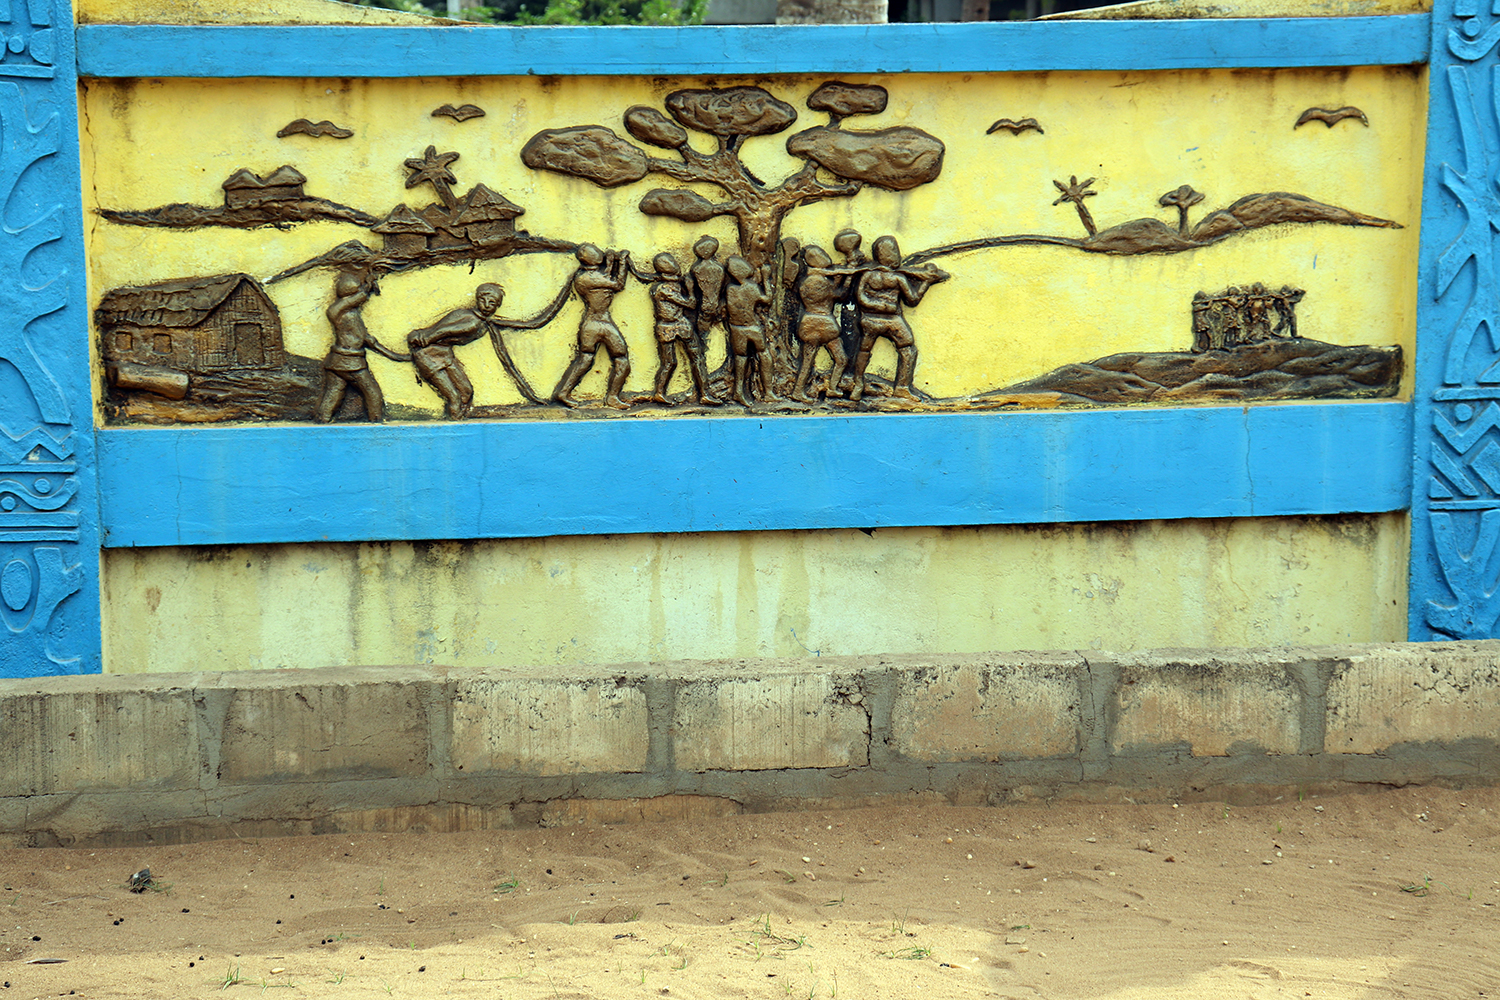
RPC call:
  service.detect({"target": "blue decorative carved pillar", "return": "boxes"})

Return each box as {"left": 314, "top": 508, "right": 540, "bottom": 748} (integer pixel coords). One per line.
{"left": 0, "top": 0, "right": 98, "bottom": 676}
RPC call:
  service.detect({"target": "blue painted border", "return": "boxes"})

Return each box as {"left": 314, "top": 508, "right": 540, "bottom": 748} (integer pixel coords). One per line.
{"left": 0, "top": 0, "right": 100, "bottom": 678}
{"left": 75, "top": 17, "right": 1430, "bottom": 79}
{"left": 97, "top": 402, "right": 1411, "bottom": 548}
{"left": 1408, "top": 0, "right": 1500, "bottom": 640}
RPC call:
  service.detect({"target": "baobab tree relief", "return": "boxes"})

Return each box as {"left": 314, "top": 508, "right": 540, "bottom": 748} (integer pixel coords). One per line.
{"left": 520, "top": 81, "right": 945, "bottom": 268}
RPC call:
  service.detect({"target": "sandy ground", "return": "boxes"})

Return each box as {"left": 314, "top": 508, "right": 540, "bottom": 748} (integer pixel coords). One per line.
{"left": 1, "top": 785, "right": 1497, "bottom": 1000}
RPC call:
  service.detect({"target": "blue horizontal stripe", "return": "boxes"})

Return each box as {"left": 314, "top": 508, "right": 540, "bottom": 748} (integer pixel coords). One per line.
{"left": 97, "top": 402, "right": 1412, "bottom": 548}
{"left": 75, "top": 17, "right": 1431, "bottom": 79}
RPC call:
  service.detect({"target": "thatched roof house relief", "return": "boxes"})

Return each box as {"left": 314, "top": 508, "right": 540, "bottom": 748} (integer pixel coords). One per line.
{"left": 372, "top": 204, "right": 435, "bottom": 256}
{"left": 222, "top": 165, "right": 308, "bottom": 208}
{"left": 96, "top": 273, "right": 284, "bottom": 373}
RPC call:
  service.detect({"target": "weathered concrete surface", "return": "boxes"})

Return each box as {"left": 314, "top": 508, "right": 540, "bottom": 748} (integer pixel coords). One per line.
{"left": 1109, "top": 650, "right": 1304, "bottom": 757}
{"left": 1, "top": 643, "right": 1496, "bottom": 846}
{"left": 100, "top": 516, "right": 1408, "bottom": 676}
{"left": 451, "top": 676, "right": 650, "bottom": 775}
{"left": 218, "top": 674, "right": 432, "bottom": 782}
{"left": 1325, "top": 643, "right": 1500, "bottom": 753}
{"left": 888, "top": 654, "right": 1083, "bottom": 761}
{"left": 0, "top": 680, "right": 201, "bottom": 796}
{"left": 674, "top": 672, "right": 869, "bottom": 771}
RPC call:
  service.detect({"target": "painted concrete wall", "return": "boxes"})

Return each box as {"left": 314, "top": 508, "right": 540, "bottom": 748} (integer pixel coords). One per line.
{"left": 102, "top": 514, "right": 1407, "bottom": 674}
{"left": 21, "top": 0, "right": 1435, "bottom": 677}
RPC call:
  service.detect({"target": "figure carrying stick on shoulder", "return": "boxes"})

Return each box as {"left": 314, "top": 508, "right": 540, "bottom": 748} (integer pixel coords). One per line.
{"left": 791, "top": 245, "right": 853, "bottom": 403}
{"left": 315, "top": 270, "right": 408, "bottom": 423}
{"left": 552, "top": 243, "right": 632, "bottom": 410}
{"left": 848, "top": 236, "right": 948, "bottom": 404}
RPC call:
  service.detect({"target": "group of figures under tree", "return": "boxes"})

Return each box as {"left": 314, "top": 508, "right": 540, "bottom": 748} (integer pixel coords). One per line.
{"left": 315, "top": 226, "right": 948, "bottom": 421}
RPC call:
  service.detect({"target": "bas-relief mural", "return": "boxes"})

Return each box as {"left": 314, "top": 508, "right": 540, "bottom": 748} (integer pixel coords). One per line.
{"left": 90, "top": 75, "right": 1409, "bottom": 425}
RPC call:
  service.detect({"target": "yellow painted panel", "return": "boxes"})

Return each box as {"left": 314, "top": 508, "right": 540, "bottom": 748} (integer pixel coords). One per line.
{"left": 101, "top": 514, "right": 1408, "bottom": 673}
{"left": 83, "top": 68, "right": 1422, "bottom": 417}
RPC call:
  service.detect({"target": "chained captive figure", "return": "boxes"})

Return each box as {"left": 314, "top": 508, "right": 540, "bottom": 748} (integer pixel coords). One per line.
{"left": 649, "top": 253, "right": 721, "bottom": 406}
{"left": 314, "top": 270, "right": 409, "bottom": 423}
{"left": 551, "top": 243, "right": 633, "bottom": 410}
{"left": 848, "top": 236, "right": 949, "bottom": 403}
{"left": 725, "top": 255, "right": 778, "bottom": 406}
{"left": 406, "top": 282, "right": 545, "bottom": 419}
{"left": 791, "top": 245, "right": 853, "bottom": 403}
{"left": 686, "top": 235, "right": 729, "bottom": 350}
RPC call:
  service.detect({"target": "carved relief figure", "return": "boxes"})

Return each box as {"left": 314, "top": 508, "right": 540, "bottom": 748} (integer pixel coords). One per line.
{"left": 832, "top": 228, "right": 866, "bottom": 369}
{"left": 1190, "top": 283, "right": 1306, "bottom": 352}
{"left": 791, "top": 246, "right": 853, "bottom": 403}
{"left": 849, "top": 236, "right": 948, "bottom": 402}
{"left": 408, "top": 282, "right": 545, "bottom": 419}
{"left": 686, "top": 235, "right": 728, "bottom": 349}
{"left": 314, "top": 271, "right": 408, "bottom": 423}
{"left": 649, "top": 253, "right": 721, "bottom": 406}
{"left": 551, "top": 244, "right": 633, "bottom": 409}
{"left": 725, "top": 256, "right": 778, "bottom": 406}
{"left": 1271, "top": 285, "right": 1305, "bottom": 337}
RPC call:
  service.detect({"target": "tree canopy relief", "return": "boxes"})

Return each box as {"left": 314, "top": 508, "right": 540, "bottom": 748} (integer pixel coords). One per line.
{"left": 90, "top": 76, "right": 1407, "bottom": 423}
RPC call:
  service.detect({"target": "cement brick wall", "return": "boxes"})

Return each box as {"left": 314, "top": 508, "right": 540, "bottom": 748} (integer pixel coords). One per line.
{"left": 2, "top": 642, "right": 1497, "bottom": 846}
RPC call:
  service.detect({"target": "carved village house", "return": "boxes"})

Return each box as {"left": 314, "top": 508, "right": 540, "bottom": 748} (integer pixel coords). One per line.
{"left": 222, "top": 165, "right": 307, "bottom": 208}
{"left": 96, "top": 274, "right": 285, "bottom": 373}
{"left": 374, "top": 184, "right": 524, "bottom": 257}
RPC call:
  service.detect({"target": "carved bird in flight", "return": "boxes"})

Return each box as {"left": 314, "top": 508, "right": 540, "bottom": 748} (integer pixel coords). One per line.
{"left": 1294, "top": 106, "right": 1369, "bottom": 129}
{"left": 987, "top": 117, "right": 1044, "bottom": 135}
{"left": 433, "top": 103, "right": 487, "bottom": 122}
{"left": 276, "top": 119, "right": 354, "bottom": 139}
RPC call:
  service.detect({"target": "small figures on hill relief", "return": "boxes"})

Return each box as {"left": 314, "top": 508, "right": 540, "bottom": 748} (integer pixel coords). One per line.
{"left": 93, "top": 79, "right": 1408, "bottom": 424}
{"left": 1191, "top": 283, "right": 1306, "bottom": 352}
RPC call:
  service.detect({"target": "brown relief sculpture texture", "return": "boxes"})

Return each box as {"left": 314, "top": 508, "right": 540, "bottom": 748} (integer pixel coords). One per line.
{"left": 1294, "top": 106, "right": 1369, "bottom": 128}
{"left": 276, "top": 119, "right": 355, "bottom": 139}
{"left": 95, "top": 81, "right": 1406, "bottom": 424}
{"left": 987, "top": 117, "right": 1044, "bottom": 135}
{"left": 432, "top": 103, "right": 485, "bottom": 122}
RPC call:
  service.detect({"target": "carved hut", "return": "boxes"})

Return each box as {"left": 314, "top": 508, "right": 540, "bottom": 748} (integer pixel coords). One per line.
{"left": 453, "top": 184, "right": 523, "bottom": 245}
{"left": 96, "top": 273, "right": 285, "bottom": 373}
{"left": 222, "top": 165, "right": 307, "bottom": 209}
{"left": 372, "top": 204, "right": 436, "bottom": 256}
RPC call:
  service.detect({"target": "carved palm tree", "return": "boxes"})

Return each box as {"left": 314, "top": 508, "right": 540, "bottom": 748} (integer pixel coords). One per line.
{"left": 1158, "top": 184, "right": 1205, "bottom": 235}
{"left": 1052, "top": 175, "right": 1098, "bottom": 236}
{"left": 404, "top": 145, "right": 461, "bottom": 210}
